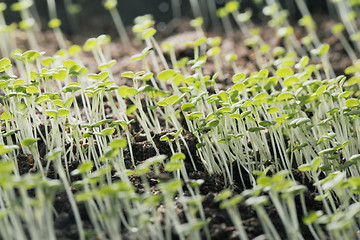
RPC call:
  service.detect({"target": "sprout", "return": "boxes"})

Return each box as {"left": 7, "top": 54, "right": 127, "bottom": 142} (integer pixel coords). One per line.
{"left": 0, "top": 1, "right": 360, "bottom": 239}
{"left": 48, "top": 18, "right": 67, "bottom": 49}
{"left": 0, "top": 58, "right": 11, "bottom": 72}
{"left": 103, "top": 0, "right": 129, "bottom": 45}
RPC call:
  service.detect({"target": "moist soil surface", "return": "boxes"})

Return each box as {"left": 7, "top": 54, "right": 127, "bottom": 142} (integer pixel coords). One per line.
{"left": 10, "top": 11, "right": 350, "bottom": 240}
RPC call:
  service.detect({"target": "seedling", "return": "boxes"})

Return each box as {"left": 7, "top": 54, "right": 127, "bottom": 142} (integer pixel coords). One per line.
{"left": 103, "top": 0, "right": 130, "bottom": 46}
{"left": 11, "top": 0, "right": 39, "bottom": 50}
{"left": 1, "top": 1, "right": 360, "bottom": 239}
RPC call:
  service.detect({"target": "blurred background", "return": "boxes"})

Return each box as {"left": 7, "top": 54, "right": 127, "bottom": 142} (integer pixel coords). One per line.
{"left": 2, "top": 0, "right": 329, "bottom": 36}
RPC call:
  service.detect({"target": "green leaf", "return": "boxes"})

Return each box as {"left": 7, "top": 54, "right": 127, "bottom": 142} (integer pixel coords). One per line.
{"left": 338, "top": 91, "right": 351, "bottom": 99}
{"left": 0, "top": 58, "right": 11, "bottom": 71}
{"left": 311, "top": 157, "right": 322, "bottom": 170}
{"left": 62, "top": 83, "right": 81, "bottom": 93}
{"left": 142, "top": 27, "right": 157, "bottom": 39}
{"left": 196, "top": 142, "right": 206, "bottom": 148}
{"left": 0, "top": 112, "right": 12, "bottom": 120}
{"left": 345, "top": 98, "right": 359, "bottom": 108}
{"left": 191, "top": 60, "right": 206, "bottom": 70}
{"left": 311, "top": 44, "right": 330, "bottom": 56}
{"left": 278, "top": 92, "right": 293, "bottom": 101}
{"left": 216, "top": 189, "right": 232, "bottom": 201}
{"left": 315, "top": 85, "right": 327, "bottom": 95}
{"left": 259, "top": 120, "right": 275, "bottom": 127}
{"left": 348, "top": 177, "right": 360, "bottom": 187}
{"left": 299, "top": 157, "right": 321, "bottom": 171}
{"left": 181, "top": 103, "right": 195, "bottom": 112}
{"left": 193, "top": 37, "right": 207, "bottom": 47}
{"left": 231, "top": 82, "right": 245, "bottom": 91}
{"left": 83, "top": 132, "right": 93, "bottom": 138}
{"left": 186, "top": 112, "right": 202, "bottom": 120}
{"left": 45, "top": 147, "right": 63, "bottom": 160}
{"left": 78, "top": 161, "right": 94, "bottom": 173}
{"left": 165, "top": 95, "right": 180, "bottom": 105}
{"left": 298, "top": 163, "right": 311, "bottom": 172}
{"left": 145, "top": 155, "right": 167, "bottom": 165}
{"left": 102, "top": 148, "right": 119, "bottom": 159}
{"left": 126, "top": 88, "right": 137, "bottom": 96}
{"left": 75, "top": 192, "right": 95, "bottom": 202}
{"left": 217, "top": 7, "right": 228, "bottom": 18}
{"left": 319, "top": 148, "right": 337, "bottom": 155}
{"left": 158, "top": 179, "right": 183, "bottom": 193}
{"left": 240, "top": 110, "right": 252, "bottom": 119}
{"left": 171, "top": 152, "right": 186, "bottom": 161}
{"left": 2, "top": 129, "right": 19, "bottom": 140}
{"left": 207, "top": 46, "right": 220, "bottom": 56}
{"left": 254, "top": 92, "right": 267, "bottom": 101}
{"left": 290, "top": 117, "right": 310, "bottom": 127}
{"left": 0, "top": 144, "right": 19, "bottom": 155}
{"left": 126, "top": 105, "right": 137, "bottom": 115}
{"left": 248, "top": 127, "right": 265, "bottom": 132}
{"left": 217, "top": 91, "right": 228, "bottom": 102}
{"left": 303, "top": 211, "right": 323, "bottom": 225}
{"left": 267, "top": 107, "right": 279, "bottom": 114}
{"left": 22, "top": 50, "right": 43, "bottom": 60}
{"left": 100, "top": 128, "right": 115, "bottom": 136}
{"left": 64, "top": 97, "right": 74, "bottom": 108}
{"left": 83, "top": 38, "right": 98, "bottom": 51}
{"left": 258, "top": 69, "right": 269, "bottom": 78}
{"left": 190, "top": 17, "right": 204, "bottom": 28}
{"left": 229, "top": 113, "right": 241, "bottom": 119}
{"left": 225, "top": 1, "right": 239, "bottom": 12}
{"left": 46, "top": 110, "right": 57, "bottom": 118}
{"left": 276, "top": 67, "right": 294, "bottom": 78}
{"left": 130, "top": 53, "right": 143, "bottom": 61}
{"left": 265, "top": 77, "right": 278, "bottom": 89}
{"left": 217, "top": 107, "right": 231, "bottom": 114}
{"left": 157, "top": 101, "right": 167, "bottom": 106}
{"left": 283, "top": 76, "right": 298, "bottom": 87}
{"left": 0, "top": 161, "right": 14, "bottom": 174}
{"left": 207, "top": 119, "right": 219, "bottom": 128}
{"left": 276, "top": 117, "right": 286, "bottom": 125}
{"left": 245, "top": 196, "right": 268, "bottom": 206}
{"left": 99, "top": 60, "right": 117, "bottom": 70}
{"left": 160, "top": 135, "right": 170, "bottom": 142}
{"left": 295, "top": 56, "right": 309, "bottom": 69}
{"left": 26, "top": 86, "right": 39, "bottom": 94}
{"left": 104, "top": 0, "right": 117, "bottom": 9}
{"left": 121, "top": 71, "right": 134, "bottom": 79}
{"left": 53, "top": 99, "right": 64, "bottom": 107}
{"left": 54, "top": 69, "right": 66, "bottom": 80}
{"left": 331, "top": 23, "right": 344, "bottom": 34}
{"left": 165, "top": 160, "right": 184, "bottom": 172}
{"left": 98, "top": 72, "right": 109, "bottom": 81}
{"left": 179, "top": 87, "right": 193, "bottom": 93}
{"left": 22, "top": 138, "right": 39, "bottom": 147}
{"left": 48, "top": 18, "right": 61, "bottom": 28}
{"left": 109, "top": 138, "right": 127, "bottom": 148}
{"left": 175, "top": 128, "right": 183, "bottom": 138}
{"left": 158, "top": 69, "right": 177, "bottom": 81}
{"left": 293, "top": 143, "right": 308, "bottom": 151}
{"left": 68, "top": 45, "right": 82, "bottom": 56}
{"left": 58, "top": 108, "right": 70, "bottom": 116}
{"left": 0, "top": 3, "right": 6, "bottom": 12}
{"left": 204, "top": 113, "right": 214, "bottom": 122}
{"left": 63, "top": 59, "right": 77, "bottom": 69}
{"left": 220, "top": 195, "right": 243, "bottom": 209}
{"left": 232, "top": 73, "right": 246, "bottom": 83}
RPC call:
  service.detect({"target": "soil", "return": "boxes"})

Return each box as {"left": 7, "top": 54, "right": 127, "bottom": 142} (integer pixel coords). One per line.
{"left": 8, "top": 10, "right": 352, "bottom": 240}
